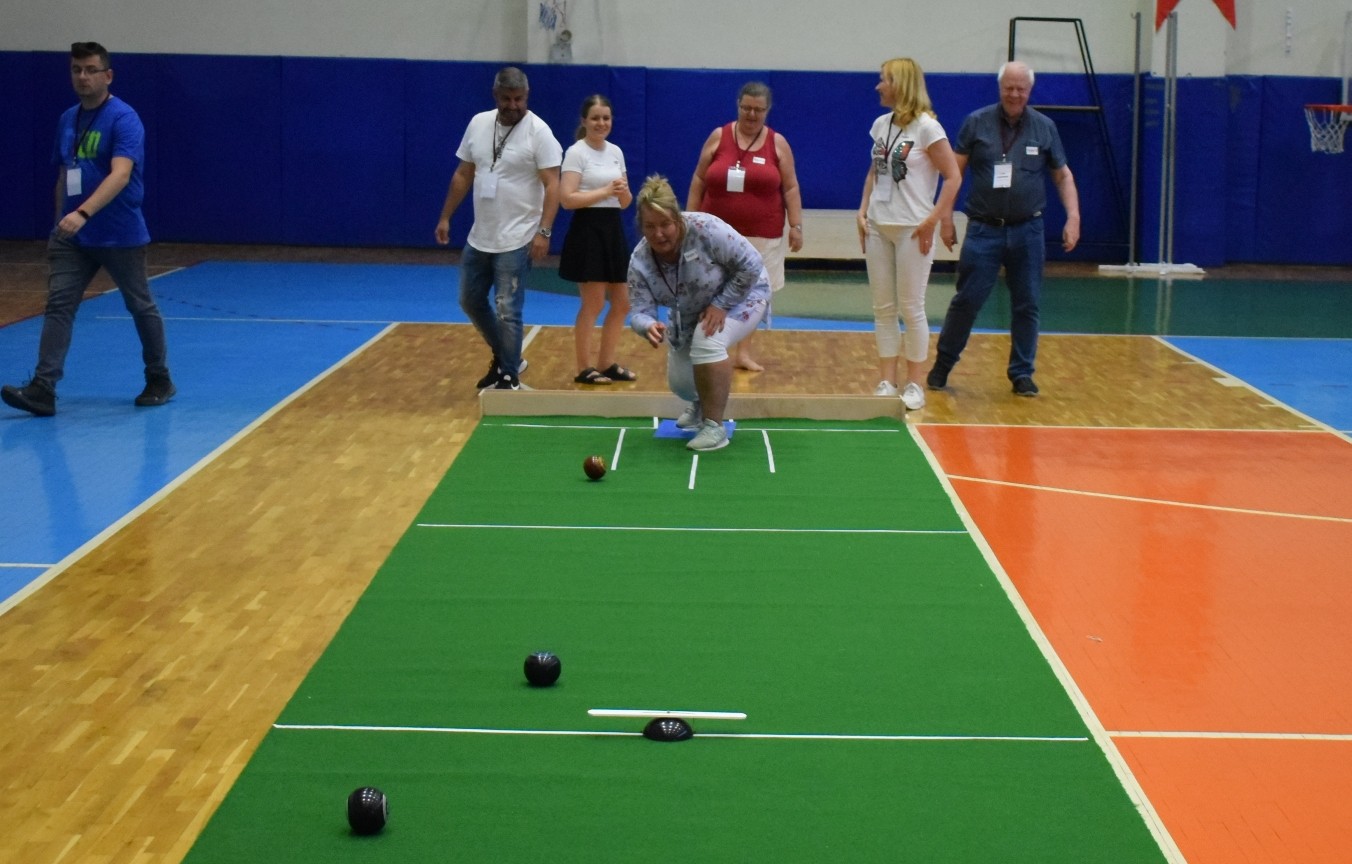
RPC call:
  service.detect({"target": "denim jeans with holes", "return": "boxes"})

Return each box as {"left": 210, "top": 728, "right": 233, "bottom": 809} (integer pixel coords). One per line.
{"left": 458, "top": 243, "right": 531, "bottom": 376}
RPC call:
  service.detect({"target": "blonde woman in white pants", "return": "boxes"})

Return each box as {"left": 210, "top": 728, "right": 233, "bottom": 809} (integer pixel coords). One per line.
{"left": 857, "top": 57, "right": 961, "bottom": 410}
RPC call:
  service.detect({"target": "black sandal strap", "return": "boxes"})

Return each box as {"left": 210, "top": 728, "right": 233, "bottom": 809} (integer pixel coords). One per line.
{"left": 574, "top": 367, "right": 612, "bottom": 384}
{"left": 601, "top": 363, "right": 637, "bottom": 382}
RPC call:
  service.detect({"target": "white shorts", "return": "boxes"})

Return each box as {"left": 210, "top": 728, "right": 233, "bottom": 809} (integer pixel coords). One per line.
{"left": 666, "top": 303, "right": 768, "bottom": 402}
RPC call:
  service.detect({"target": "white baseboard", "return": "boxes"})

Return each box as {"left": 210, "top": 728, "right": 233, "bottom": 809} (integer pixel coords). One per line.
{"left": 787, "top": 209, "right": 967, "bottom": 263}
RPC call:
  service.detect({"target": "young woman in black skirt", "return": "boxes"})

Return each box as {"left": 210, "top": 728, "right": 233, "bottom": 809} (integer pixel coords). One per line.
{"left": 559, "top": 94, "right": 637, "bottom": 384}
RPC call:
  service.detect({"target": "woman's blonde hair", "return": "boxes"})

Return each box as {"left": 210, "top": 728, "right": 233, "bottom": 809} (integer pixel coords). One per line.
{"left": 635, "top": 174, "right": 682, "bottom": 222}
{"left": 881, "top": 57, "right": 936, "bottom": 127}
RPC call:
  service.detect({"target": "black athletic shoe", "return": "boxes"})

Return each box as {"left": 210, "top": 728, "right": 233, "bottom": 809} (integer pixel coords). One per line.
{"left": 1012, "top": 375, "right": 1039, "bottom": 397}
{"left": 1, "top": 379, "right": 57, "bottom": 417}
{"left": 492, "top": 372, "right": 521, "bottom": 391}
{"left": 476, "top": 358, "right": 502, "bottom": 389}
{"left": 135, "top": 375, "right": 177, "bottom": 407}
{"left": 926, "top": 365, "right": 950, "bottom": 391}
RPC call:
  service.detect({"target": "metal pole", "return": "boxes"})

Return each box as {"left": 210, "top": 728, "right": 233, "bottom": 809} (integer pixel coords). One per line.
{"left": 1127, "top": 12, "right": 1141, "bottom": 265}
{"left": 1165, "top": 12, "right": 1179, "bottom": 268}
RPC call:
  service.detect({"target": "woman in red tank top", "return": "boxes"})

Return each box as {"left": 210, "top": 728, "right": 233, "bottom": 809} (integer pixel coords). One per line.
{"left": 687, "top": 82, "right": 804, "bottom": 372}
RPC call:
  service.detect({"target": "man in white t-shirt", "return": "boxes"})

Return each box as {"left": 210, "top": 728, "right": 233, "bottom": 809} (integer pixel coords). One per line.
{"left": 435, "top": 67, "right": 563, "bottom": 390}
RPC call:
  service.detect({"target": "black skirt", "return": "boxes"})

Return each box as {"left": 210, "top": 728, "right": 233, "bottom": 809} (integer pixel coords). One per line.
{"left": 559, "top": 207, "right": 631, "bottom": 284}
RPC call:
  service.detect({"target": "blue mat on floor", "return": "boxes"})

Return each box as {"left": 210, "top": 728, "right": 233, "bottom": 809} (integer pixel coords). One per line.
{"left": 1167, "top": 337, "right": 1352, "bottom": 434}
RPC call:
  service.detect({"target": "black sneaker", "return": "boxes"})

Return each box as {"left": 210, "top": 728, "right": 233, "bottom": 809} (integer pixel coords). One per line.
{"left": 476, "top": 357, "right": 502, "bottom": 389}
{"left": 1, "top": 380, "right": 57, "bottom": 417}
{"left": 926, "top": 365, "right": 950, "bottom": 391}
{"left": 135, "top": 375, "right": 177, "bottom": 407}
{"left": 1012, "top": 375, "right": 1039, "bottom": 397}
{"left": 492, "top": 372, "right": 520, "bottom": 391}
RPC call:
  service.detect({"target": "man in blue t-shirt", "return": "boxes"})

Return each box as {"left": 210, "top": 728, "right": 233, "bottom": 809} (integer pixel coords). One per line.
{"left": 2, "top": 42, "right": 174, "bottom": 417}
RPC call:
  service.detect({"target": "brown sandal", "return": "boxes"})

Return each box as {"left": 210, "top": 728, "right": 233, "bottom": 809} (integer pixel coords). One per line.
{"left": 601, "top": 363, "right": 638, "bottom": 382}
{"left": 574, "top": 367, "right": 612, "bottom": 385}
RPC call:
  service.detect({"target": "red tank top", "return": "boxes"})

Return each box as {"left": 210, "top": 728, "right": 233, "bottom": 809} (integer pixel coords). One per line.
{"left": 699, "top": 122, "right": 785, "bottom": 238}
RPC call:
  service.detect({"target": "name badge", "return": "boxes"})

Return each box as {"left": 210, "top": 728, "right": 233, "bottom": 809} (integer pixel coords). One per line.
{"left": 478, "top": 169, "right": 499, "bottom": 199}
{"left": 66, "top": 167, "right": 82, "bottom": 197}
{"left": 993, "top": 162, "right": 1013, "bottom": 189}
{"left": 726, "top": 165, "right": 746, "bottom": 193}
{"left": 751, "top": 156, "right": 766, "bottom": 165}
{"left": 1025, "top": 145, "right": 1039, "bottom": 156}
{"left": 871, "top": 179, "right": 892, "bottom": 202}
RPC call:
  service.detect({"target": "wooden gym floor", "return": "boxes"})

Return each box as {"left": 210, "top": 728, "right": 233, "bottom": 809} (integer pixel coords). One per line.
{"left": 0, "top": 240, "right": 1349, "bottom": 863}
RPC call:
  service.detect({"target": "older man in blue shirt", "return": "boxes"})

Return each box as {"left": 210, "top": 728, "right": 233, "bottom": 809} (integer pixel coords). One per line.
{"left": 930, "top": 61, "right": 1081, "bottom": 398}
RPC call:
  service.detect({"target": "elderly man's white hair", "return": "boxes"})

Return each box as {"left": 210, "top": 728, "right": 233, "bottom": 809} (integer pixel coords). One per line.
{"left": 997, "top": 61, "right": 1035, "bottom": 86}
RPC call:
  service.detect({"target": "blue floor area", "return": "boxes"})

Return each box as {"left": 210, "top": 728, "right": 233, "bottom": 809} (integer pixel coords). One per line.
{"left": 1168, "top": 337, "right": 1352, "bottom": 434}
{"left": 0, "top": 286, "right": 387, "bottom": 599}
{"left": 152, "top": 262, "right": 461, "bottom": 323}
{"left": 1, "top": 261, "right": 1349, "bottom": 606}
{"left": 150, "top": 261, "right": 873, "bottom": 331}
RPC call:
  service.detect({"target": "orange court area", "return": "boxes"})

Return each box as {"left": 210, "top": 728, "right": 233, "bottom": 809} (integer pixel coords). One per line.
{"left": 920, "top": 423, "right": 1352, "bottom": 864}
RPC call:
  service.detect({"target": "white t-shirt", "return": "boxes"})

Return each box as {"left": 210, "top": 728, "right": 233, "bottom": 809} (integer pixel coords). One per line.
{"left": 456, "top": 109, "right": 563, "bottom": 253}
{"left": 866, "top": 112, "right": 947, "bottom": 226}
{"left": 561, "top": 139, "right": 626, "bottom": 208}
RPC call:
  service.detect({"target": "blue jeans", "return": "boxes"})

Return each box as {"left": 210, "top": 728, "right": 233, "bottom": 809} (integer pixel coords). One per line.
{"left": 459, "top": 243, "right": 530, "bottom": 375}
{"left": 934, "top": 218, "right": 1045, "bottom": 380}
{"left": 37, "top": 233, "right": 169, "bottom": 388}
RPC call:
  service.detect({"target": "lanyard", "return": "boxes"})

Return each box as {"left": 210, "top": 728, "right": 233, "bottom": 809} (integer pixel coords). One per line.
{"left": 72, "top": 94, "right": 110, "bottom": 163}
{"left": 999, "top": 112, "right": 1022, "bottom": 158}
{"left": 491, "top": 118, "right": 519, "bottom": 170}
{"left": 882, "top": 119, "right": 907, "bottom": 182}
{"left": 653, "top": 248, "right": 680, "bottom": 294}
{"left": 733, "top": 124, "right": 763, "bottom": 168}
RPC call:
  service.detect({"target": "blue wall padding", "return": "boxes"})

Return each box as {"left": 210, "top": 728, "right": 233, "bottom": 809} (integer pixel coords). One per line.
{"left": 3, "top": 51, "right": 1350, "bottom": 266}
{"left": 281, "top": 57, "right": 408, "bottom": 246}
{"left": 1256, "top": 76, "right": 1350, "bottom": 265}
{"left": 1223, "top": 75, "right": 1263, "bottom": 264}
{"left": 1, "top": 53, "right": 40, "bottom": 238}
{"left": 152, "top": 54, "right": 286, "bottom": 243}
{"left": 1136, "top": 77, "right": 1232, "bottom": 267}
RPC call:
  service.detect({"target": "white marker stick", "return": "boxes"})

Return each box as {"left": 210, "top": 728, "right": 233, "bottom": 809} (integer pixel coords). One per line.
{"left": 588, "top": 709, "right": 747, "bottom": 720}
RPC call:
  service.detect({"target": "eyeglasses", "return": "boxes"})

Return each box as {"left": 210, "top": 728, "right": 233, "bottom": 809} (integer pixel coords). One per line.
{"left": 71, "top": 66, "right": 109, "bottom": 77}
{"left": 738, "top": 105, "right": 768, "bottom": 115}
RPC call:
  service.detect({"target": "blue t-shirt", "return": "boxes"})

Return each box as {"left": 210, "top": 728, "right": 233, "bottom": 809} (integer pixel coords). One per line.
{"left": 51, "top": 95, "right": 150, "bottom": 247}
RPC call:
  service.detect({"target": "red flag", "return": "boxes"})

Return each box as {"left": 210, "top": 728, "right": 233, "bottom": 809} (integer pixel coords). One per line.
{"left": 1158, "top": 0, "right": 1237, "bottom": 29}
{"left": 1155, "top": 0, "right": 1181, "bottom": 29}
{"left": 1211, "top": 0, "right": 1236, "bottom": 28}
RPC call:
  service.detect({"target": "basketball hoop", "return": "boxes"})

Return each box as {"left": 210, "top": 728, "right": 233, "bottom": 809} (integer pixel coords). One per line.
{"left": 1304, "top": 104, "right": 1352, "bottom": 154}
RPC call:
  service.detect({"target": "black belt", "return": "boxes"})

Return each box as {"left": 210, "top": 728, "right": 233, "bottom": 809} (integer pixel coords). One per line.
{"left": 968, "top": 211, "right": 1041, "bottom": 227}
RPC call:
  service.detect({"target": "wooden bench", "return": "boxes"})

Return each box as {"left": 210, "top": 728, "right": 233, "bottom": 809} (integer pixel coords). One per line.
{"left": 786, "top": 209, "right": 967, "bottom": 263}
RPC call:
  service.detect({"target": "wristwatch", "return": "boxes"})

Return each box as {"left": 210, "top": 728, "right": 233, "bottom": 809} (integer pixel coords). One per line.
{"left": 537, "top": 227, "right": 552, "bottom": 238}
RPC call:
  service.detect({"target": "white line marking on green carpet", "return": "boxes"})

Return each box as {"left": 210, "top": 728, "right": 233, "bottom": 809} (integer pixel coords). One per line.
{"left": 273, "top": 723, "right": 1088, "bottom": 743}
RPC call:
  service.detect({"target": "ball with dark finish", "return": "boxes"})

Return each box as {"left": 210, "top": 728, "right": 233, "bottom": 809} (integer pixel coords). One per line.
{"left": 583, "top": 455, "right": 606, "bottom": 480}
{"left": 643, "top": 717, "right": 694, "bottom": 742}
{"left": 347, "top": 786, "right": 388, "bottom": 835}
{"left": 524, "top": 651, "right": 562, "bottom": 686}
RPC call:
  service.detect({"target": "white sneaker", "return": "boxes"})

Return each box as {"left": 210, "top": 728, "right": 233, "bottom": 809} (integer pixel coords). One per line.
{"left": 686, "top": 418, "right": 729, "bottom": 452}
{"left": 675, "top": 401, "right": 703, "bottom": 430}
{"left": 901, "top": 382, "right": 925, "bottom": 411}
{"left": 873, "top": 380, "right": 899, "bottom": 397}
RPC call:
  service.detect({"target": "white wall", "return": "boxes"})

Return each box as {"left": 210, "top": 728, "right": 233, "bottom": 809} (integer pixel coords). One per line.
{"left": 3, "top": 0, "right": 1348, "bottom": 80}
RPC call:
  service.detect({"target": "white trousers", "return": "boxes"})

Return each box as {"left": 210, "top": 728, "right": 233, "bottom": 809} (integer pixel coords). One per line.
{"left": 865, "top": 222, "right": 934, "bottom": 363}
